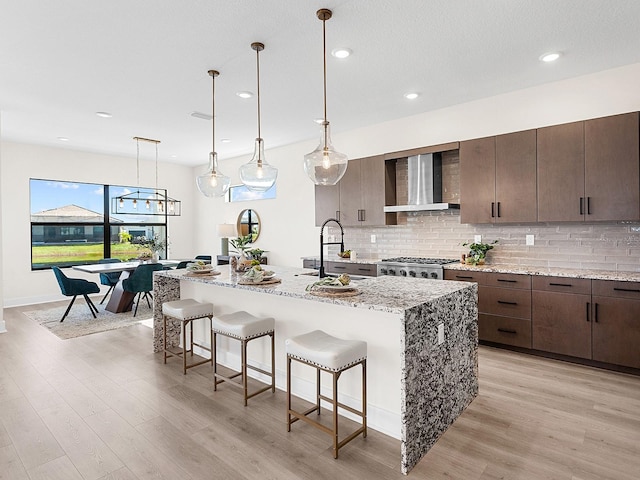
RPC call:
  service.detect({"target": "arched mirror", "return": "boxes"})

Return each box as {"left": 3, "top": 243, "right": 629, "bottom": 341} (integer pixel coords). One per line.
{"left": 237, "top": 209, "right": 261, "bottom": 242}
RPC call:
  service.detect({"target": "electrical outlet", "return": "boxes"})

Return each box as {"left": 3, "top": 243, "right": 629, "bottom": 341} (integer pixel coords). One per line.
{"left": 370, "top": 234, "right": 376, "bottom": 243}
{"left": 526, "top": 234, "right": 535, "bottom": 246}
{"left": 474, "top": 235, "right": 482, "bottom": 243}
{"left": 437, "top": 323, "right": 445, "bottom": 345}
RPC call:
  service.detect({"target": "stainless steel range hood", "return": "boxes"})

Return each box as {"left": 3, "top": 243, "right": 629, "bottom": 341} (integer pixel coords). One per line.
{"left": 384, "top": 153, "right": 460, "bottom": 212}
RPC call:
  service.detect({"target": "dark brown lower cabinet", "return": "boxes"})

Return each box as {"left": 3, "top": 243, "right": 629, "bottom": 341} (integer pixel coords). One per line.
{"left": 532, "top": 290, "right": 591, "bottom": 358}
{"left": 592, "top": 280, "right": 640, "bottom": 369}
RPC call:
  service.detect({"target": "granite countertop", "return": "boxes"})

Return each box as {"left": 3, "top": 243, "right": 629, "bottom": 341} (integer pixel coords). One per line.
{"left": 157, "top": 265, "right": 474, "bottom": 315}
{"left": 301, "top": 255, "right": 380, "bottom": 264}
{"left": 444, "top": 262, "right": 640, "bottom": 282}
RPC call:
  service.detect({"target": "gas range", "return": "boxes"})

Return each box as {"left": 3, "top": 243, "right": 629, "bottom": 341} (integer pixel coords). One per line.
{"left": 377, "top": 257, "right": 458, "bottom": 280}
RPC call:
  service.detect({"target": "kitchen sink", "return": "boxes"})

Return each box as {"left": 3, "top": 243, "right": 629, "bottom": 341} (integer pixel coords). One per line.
{"left": 299, "top": 271, "right": 369, "bottom": 281}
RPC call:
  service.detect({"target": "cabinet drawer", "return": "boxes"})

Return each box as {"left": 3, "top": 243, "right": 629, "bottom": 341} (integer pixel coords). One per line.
{"left": 592, "top": 280, "right": 640, "bottom": 299}
{"left": 302, "top": 259, "right": 318, "bottom": 269}
{"left": 325, "top": 261, "right": 377, "bottom": 277}
{"left": 479, "top": 286, "right": 531, "bottom": 319}
{"left": 532, "top": 276, "right": 591, "bottom": 295}
{"left": 483, "top": 272, "right": 531, "bottom": 289}
{"left": 444, "top": 270, "right": 486, "bottom": 283}
{"left": 479, "top": 314, "right": 532, "bottom": 348}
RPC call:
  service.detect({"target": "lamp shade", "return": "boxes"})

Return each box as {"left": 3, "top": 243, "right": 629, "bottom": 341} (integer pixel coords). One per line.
{"left": 303, "top": 121, "right": 348, "bottom": 185}
{"left": 239, "top": 138, "right": 278, "bottom": 192}
{"left": 216, "top": 223, "right": 237, "bottom": 238}
{"left": 197, "top": 152, "right": 231, "bottom": 197}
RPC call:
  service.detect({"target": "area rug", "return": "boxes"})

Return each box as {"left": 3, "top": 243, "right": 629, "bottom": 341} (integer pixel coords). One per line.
{"left": 22, "top": 301, "right": 153, "bottom": 340}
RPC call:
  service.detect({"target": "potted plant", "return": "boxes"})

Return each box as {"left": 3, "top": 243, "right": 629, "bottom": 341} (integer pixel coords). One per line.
{"left": 229, "top": 234, "right": 253, "bottom": 271}
{"left": 462, "top": 239, "right": 498, "bottom": 266}
{"left": 133, "top": 234, "right": 167, "bottom": 262}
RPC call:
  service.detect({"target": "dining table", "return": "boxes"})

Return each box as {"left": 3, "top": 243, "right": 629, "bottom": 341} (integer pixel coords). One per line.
{"left": 73, "top": 260, "right": 180, "bottom": 313}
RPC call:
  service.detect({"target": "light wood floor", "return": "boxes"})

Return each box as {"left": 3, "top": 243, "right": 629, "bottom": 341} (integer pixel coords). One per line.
{"left": 1, "top": 301, "right": 639, "bottom": 480}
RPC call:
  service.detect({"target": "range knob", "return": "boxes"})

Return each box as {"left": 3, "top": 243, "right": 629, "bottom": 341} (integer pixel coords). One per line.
{"left": 380, "top": 268, "right": 387, "bottom": 275}
{"left": 430, "top": 272, "right": 439, "bottom": 279}
{"left": 409, "top": 270, "right": 416, "bottom": 277}
{"left": 388, "top": 269, "right": 396, "bottom": 275}
{"left": 400, "top": 270, "right": 407, "bottom": 277}
{"left": 421, "top": 271, "right": 429, "bottom": 278}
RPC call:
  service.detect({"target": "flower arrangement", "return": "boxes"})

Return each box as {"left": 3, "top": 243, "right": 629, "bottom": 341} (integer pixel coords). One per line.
{"left": 462, "top": 239, "right": 498, "bottom": 265}
{"left": 229, "top": 234, "right": 253, "bottom": 257}
{"left": 132, "top": 234, "right": 168, "bottom": 259}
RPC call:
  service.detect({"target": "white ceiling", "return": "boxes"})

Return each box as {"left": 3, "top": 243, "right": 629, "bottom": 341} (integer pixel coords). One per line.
{"left": 2, "top": 0, "right": 640, "bottom": 166}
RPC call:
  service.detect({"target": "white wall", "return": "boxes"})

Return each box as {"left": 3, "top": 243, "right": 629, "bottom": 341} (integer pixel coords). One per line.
{"left": 0, "top": 142, "right": 196, "bottom": 306}
{"left": 192, "top": 62, "right": 640, "bottom": 268}
{"left": 0, "top": 111, "right": 5, "bottom": 331}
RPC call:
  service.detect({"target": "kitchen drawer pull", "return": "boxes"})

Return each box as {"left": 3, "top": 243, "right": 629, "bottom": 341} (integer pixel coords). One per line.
{"left": 357, "top": 268, "right": 372, "bottom": 272}
{"left": 613, "top": 287, "right": 640, "bottom": 293}
{"left": 497, "top": 279, "right": 517, "bottom": 283}
{"left": 455, "top": 275, "right": 474, "bottom": 279}
{"left": 333, "top": 265, "right": 346, "bottom": 270}
{"left": 497, "top": 300, "right": 518, "bottom": 305}
{"left": 549, "top": 282, "right": 573, "bottom": 287}
{"left": 497, "top": 328, "right": 517, "bottom": 334}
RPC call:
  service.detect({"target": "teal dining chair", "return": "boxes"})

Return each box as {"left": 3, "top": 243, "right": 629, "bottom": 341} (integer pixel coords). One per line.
{"left": 52, "top": 266, "right": 101, "bottom": 322}
{"left": 98, "top": 258, "right": 122, "bottom": 304}
{"left": 122, "top": 263, "right": 164, "bottom": 316}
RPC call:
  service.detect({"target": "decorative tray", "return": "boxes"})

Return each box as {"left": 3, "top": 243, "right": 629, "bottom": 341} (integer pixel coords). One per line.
{"left": 308, "top": 289, "right": 361, "bottom": 298}
{"left": 237, "top": 277, "right": 281, "bottom": 286}
{"left": 184, "top": 270, "right": 221, "bottom": 277}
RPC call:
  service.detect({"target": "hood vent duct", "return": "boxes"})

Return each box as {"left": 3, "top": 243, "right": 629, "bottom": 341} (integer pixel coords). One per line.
{"left": 384, "top": 153, "right": 459, "bottom": 212}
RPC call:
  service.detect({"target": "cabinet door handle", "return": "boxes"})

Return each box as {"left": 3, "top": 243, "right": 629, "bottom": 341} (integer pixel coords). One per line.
{"left": 579, "top": 197, "right": 584, "bottom": 215}
{"left": 497, "top": 300, "right": 518, "bottom": 305}
{"left": 586, "top": 302, "right": 590, "bottom": 322}
{"left": 497, "top": 202, "right": 501, "bottom": 218}
{"left": 491, "top": 202, "right": 495, "bottom": 218}
{"left": 497, "top": 328, "right": 517, "bottom": 334}
{"left": 550, "top": 282, "right": 573, "bottom": 287}
{"left": 497, "top": 279, "right": 517, "bottom": 283}
{"left": 613, "top": 287, "right": 640, "bottom": 293}
{"left": 587, "top": 197, "right": 591, "bottom": 215}
{"left": 594, "top": 302, "right": 599, "bottom": 323}
{"left": 361, "top": 209, "right": 366, "bottom": 222}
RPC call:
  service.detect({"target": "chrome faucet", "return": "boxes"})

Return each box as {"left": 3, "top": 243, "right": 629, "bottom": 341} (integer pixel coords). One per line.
{"left": 319, "top": 218, "right": 344, "bottom": 278}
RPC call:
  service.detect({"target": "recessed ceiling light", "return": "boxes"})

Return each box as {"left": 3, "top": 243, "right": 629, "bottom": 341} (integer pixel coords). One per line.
{"left": 404, "top": 92, "right": 420, "bottom": 100}
{"left": 236, "top": 91, "right": 254, "bottom": 99}
{"left": 190, "top": 111, "right": 213, "bottom": 120}
{"left": 95, "top": 111, "right": 112, "bottom": 118}
{"left": 57, "top": 136, "right": 69, "bottom": 142}
{"left": 331, "top": 48, "right": 352, "bottom": 59}
{"left": 539, "top": 52, "right": 561, "bottom": 62}
{"left": 221, "top": 138, "right": 231, "bottom": 143}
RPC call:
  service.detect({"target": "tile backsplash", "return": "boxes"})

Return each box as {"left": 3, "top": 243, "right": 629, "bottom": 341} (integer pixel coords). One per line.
{"left": 329, "top": 211, "right": 640, "bottom": 272}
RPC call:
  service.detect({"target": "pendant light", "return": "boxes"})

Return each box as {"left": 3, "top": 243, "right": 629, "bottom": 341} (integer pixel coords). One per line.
{"left": 239, "top": 42, "right": 278, "bottom": 192}
{"left": 196, "top": 70, "right": 231, "bottom": 197}
{"left": 304, "top": 8, "right": 348, "bottom": 186}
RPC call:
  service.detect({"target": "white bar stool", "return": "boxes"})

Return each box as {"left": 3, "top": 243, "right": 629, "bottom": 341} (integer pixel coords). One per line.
{"left": 212, "top": 311, "right": 275, "bottom": 406}
{"left": 286, "top": 329, "right": 367, "bottom": 458}
{"left": 162, "top": 299, "right": 214, "bottom": 374}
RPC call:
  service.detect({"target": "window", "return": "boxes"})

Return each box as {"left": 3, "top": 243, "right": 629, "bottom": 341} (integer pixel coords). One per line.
{"left": 30, "top": 179, "right": 168, "bottom": 270}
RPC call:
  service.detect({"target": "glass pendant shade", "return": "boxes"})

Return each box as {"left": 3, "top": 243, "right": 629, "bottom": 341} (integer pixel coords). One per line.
{"left": 239, "top": 137, "right": 278, "bottom": 192}
{"left": 196, "top": 152, "right": 231, "bottom": 197}
{"left": 304, "top": 121, "right": 348, "bottom": 185}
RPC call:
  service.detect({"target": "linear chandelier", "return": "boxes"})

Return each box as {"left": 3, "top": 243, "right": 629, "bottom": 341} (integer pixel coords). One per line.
{"left": 112, "top": 137, "right": 182, "bottom": 216}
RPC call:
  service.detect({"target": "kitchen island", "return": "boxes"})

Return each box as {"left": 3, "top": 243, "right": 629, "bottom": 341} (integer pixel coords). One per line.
{"left": 153, "top": 266, "right": 478, "bottom": 474}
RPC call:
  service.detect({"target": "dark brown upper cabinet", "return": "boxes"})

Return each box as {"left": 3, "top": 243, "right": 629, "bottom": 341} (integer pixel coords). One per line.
{"left": 538, "top": 112, "right": 640, "bottom": 222}
{"left": 460, "top": 130, "right": 537, "bottom": 224}
{"left": 314, "top": 155, "right": 396, "bottom": 227}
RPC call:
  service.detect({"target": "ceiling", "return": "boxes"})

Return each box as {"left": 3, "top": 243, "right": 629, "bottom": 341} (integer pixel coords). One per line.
{"left": 2, "top": 0, "right": 640, "bottom": 167}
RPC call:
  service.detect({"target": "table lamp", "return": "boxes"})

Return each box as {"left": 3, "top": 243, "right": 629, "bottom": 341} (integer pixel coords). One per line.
{"left": 216, "top": 223, "right": 237, "bottom": 256}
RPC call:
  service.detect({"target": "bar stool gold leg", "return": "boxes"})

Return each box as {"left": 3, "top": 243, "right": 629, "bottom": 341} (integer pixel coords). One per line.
{"left": 163, "top": 315, "right": 167, "bottom": 364}
{"left": 287, "top": 356, "right": 292, "bottom": 431}
{"left": 333, "top": 371, "right": 339, "bottom": 458}
{"left": 242, "top": 339, "right": 248, "bottom": 406}
{"left": 271, "top": 332, "right": 276, "bottom": 393}
{"left": 362, "top": 359, "right": 367, "bottom": 438}
{"left": 213, "top": 331, "right": 218, "bottom": 391}
{"left": 182, "top": 319, "right": 188, "bottom": 375}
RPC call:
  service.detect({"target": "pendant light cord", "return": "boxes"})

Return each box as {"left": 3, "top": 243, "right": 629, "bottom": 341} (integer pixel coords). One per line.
{"left": 322, "top": 16, "right": 327, "bottom": 124}
{"left": 256, "top": 46, "right": 262, "bottom": 140}
{"left": 136, "top": 138, "right": 140, "bottom": 186}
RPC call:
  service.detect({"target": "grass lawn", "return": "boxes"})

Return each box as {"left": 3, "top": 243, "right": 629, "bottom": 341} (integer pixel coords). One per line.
{"left": 32, "top": 243, "right": 145, "bottom": 265}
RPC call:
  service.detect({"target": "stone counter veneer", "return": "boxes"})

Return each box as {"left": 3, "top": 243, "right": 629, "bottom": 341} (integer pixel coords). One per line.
{"left": 152, "top": 265, "right": 478, "bottom": 474}
{"left": 445, "top": 262, "right": 640, "bottom": 282}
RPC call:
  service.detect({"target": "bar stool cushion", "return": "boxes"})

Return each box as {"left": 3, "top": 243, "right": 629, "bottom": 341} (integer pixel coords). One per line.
{"left": 286, "top": 330, "right": 367, "bottom": 372}
{"left": 163, "top": 299, "right": 213, "bottom": 320}
{"left": 213, "top": 311, "right": 275, "bottom": 340}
